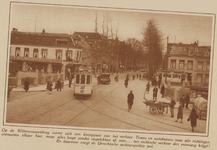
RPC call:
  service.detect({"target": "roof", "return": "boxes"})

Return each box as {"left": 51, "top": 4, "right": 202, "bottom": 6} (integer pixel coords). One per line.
{"left": 11, "top": 31, "right": 78, "bottom": 48}
{"left": 74, "top": 32, "right": 102, "bottom": 41}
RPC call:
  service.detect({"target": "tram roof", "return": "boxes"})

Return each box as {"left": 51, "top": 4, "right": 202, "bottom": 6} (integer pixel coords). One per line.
{"left": 189, "top": 85, "right": 208, "bottom": 91}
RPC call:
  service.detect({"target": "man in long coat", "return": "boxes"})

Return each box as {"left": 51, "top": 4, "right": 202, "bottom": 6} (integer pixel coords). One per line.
{"left": 124, "top": 79, "right": 128, "bottom": 88}
{"left": 160, "top": 84, "right": 165, "bottom": 98}
{"left": 169, "top": 97, "right": 176, "bottom": 117}
{"left": 24, "top": 79, "right": 29, "bottom": 92}
{"left": 153, "top": 86, "right": 158, "bottom": 101}
{"left": 56, "top": 79, "right": 61, "bottom": 91}
{"left": 127, "top": 90, "right": 134, "bottom": 111}
{"left": 187, "top": 107, "right": 198, "bottom": 132}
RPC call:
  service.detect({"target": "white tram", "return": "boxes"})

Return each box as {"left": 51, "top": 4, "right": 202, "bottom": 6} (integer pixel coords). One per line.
{"left": 74, "top": 69, "right": 93, "bottom": 97}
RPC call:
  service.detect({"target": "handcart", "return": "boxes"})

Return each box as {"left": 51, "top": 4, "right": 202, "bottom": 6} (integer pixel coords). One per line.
{"left": 143, "top": 100, "right": 170, "bottom": 114}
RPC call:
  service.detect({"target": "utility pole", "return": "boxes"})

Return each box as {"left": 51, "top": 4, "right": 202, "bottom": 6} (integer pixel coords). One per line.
{"left": 165, "top": 36, "right": 169, "bottom": 83}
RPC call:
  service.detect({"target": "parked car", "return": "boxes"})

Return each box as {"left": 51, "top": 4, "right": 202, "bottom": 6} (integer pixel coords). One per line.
{"left": 98, "top": 73, "right": 111, "bottom": 84}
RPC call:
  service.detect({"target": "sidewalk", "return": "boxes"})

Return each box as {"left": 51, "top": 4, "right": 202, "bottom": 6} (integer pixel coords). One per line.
{"left": 12, "top": 80, "right": 74, "bottom": 92}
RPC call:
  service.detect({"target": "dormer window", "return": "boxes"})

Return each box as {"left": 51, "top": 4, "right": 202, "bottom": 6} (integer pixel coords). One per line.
{"left": 56, "top": 39, "right": 68, "bottom": 45}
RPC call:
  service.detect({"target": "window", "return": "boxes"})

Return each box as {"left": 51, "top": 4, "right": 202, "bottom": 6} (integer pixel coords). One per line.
{"left": 207, "top": 62, "right": 210, "bottom": 71}
{"left": 205, "top": 74, "right": 209, "bottom": 84}
{"left": 15, "top": 47, "right": 20, "bottom": 56}
{"left": 33, "top": 49, "right": 38, "bottom": 58}
{"left": 56, "top": 39, "right": 68, "bottom": 45}
{"left": 76, "top": 75, "right": 80, "bottom": 84}
{"left": 42, "top": 49, "right": 47, "bottom": 58}
{"left": 196, "top": 74, "right": 202, "bottom": 83}
{"left": 56, "top": 50, "right": 62, "bottom": 59}
{"left": 24, "top": 48, "right": 29, "bottom": 57}
{"left": 170, "top": 60, "right": 176, "bottom": 69}
{"left": 67, "top": 50, "right": 73, "bottom": 60}
{"left": 187, "top": 61, "right": 193, "bottom": 70}
{"left": 179, "top": 60, "right": 184, "bottom": 69}
{"left": 86, "top": 75, "right": 91, "bottom": 84}
{"left": 198, "top": 62, "right": 203, "bottom": 70}
{"left": 81, "top": 75, "right": 85, "bottom": 84}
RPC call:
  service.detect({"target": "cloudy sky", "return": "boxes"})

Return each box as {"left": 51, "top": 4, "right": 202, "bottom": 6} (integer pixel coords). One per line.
{"left": 10, "top": 3, "right": 214, "bottom": 49}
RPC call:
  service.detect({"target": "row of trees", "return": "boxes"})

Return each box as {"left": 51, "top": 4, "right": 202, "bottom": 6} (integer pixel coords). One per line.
{"left": 92, "top": 13, "right": 164, "bottom": 76}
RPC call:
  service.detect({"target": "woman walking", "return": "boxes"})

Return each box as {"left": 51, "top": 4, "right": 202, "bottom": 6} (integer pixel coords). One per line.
{"left": 175, "top": 102, "right": 183, "bottom": 123}
{"left": 187, "top": 107, "right": 198, "bottom": 132}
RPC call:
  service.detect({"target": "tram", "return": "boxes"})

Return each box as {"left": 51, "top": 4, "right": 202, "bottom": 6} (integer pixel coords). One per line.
{"left": 159, "top": 71, "right": 187, "bottom": 83}
{"left": 74, "top": 68, "right": 93, "bottom": 97}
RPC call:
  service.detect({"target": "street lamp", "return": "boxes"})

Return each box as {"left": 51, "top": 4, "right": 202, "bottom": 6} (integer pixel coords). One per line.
{"left": 165, "top": 36, "right": 169, "bottom": 83}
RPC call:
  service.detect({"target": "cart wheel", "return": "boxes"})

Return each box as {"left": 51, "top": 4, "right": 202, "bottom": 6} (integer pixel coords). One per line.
{"left": 149, "top": 106, "right": 157, "bottom": 114}
{"left": 157, "top": 106, "right": 164, "bottom": 114}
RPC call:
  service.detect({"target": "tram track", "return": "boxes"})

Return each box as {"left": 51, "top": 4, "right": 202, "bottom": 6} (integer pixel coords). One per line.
{"left": 101, "top": 84, "right": 195, "bottom": 132}
{"left": 65, "top": 85, "right": 149, "bottom": 130}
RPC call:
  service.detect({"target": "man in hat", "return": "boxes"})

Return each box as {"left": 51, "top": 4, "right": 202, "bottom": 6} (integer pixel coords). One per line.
{"left": 127, "top": 90, "right": 134, "bottom": 112}
{"left": 169, "top": 97, "right": 176, "bottom": 117}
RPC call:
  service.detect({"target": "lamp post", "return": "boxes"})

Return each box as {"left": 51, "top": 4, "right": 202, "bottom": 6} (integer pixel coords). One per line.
{"left": 165, "top": 36, "right": 169, "bottom": 83}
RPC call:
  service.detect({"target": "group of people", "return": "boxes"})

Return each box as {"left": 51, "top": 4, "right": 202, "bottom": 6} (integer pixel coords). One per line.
{"left": 145, "top": 82, "right": 165, "bottom": 101}
{"left": 170, "top": 95, "right": 198, "bottom": 132}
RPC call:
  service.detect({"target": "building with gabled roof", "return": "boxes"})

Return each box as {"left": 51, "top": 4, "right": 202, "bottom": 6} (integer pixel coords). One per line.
{"left": 9, "top": 28, "right": 83, "bottom": 87}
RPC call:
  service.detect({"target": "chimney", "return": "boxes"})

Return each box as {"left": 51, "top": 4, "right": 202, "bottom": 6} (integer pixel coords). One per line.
{"left": 12, "top": 28, "right": 17, "bottom": 32}
{"left": 42, "top": 29, "right": 45, "bottom": 34}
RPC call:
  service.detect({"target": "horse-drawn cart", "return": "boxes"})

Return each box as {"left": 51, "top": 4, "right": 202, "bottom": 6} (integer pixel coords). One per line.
{"left": 143, "top": 100, "right": 170, "bottom": 114}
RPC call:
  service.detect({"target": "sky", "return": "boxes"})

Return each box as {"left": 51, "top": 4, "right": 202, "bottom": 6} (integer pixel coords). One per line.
{"left": 10, "top": 3, "right": 214, "bottom": 50}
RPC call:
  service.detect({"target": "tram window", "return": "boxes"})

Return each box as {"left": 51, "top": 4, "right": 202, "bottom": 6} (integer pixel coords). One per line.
{"left": 86, "top": 75, "right": 91, "bottom": 84}
{"left": 76, "top": 75, "right": 80, "bottom": 84}
{"left": 81, "top": 75, "right": 85, "bottom": 84}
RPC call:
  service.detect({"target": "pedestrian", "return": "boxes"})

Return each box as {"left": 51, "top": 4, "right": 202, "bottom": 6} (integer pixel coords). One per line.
{"left": 175, "top": 102, "right": 183, "bottom": 123}
{"left": 185, "top": 92, "right": 190, "bottom": 109}
{"left": 158, "top": 78, "right": 161, "bottom": 88}
{"left": 56, "top": 78, "right": 61, "bottom": 91}
{"left": 180, "top": 95, "right": 186, "bottom": 108}
{"left": 133, "top": 75, "right": 135, "bottom": 80}
{"left": 153, "top": 86, "right": 158, "bottom": 101}
{"left": 24, "top": 79, "right": 29, "bottom": 92}
{"left": 146, "top": 82, "right": 150, "bottom": 94}
{"left": 169, "top": 97, "right": 176, "bottom": 117}
{"left": 124, "top": 79, "right": 128, "bottom": 88}
{"left": 137, "top": 74, "right": 138, "bottom": 79}
{"left": 187, "top": 107, "right": 198, "bottom": 132}
{"left": 68, "top": 75, "right": 72, "bottom": 87}
{"left": 127, "top": 90, "right": 134, "bottom": 112}
{"left": 139, "top": 74, "right": 141, "bottom": 80}
{"left": 160, "top": 84, "right": 165, "bottom": 98}
{"left": 48, "top": 81, "right": 53, "bottom": 95}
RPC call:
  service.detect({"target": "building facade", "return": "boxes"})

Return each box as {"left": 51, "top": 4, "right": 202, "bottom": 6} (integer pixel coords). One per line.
{"left": 167, "top": 41, "right": 211, "bottom": 86}
{"left": 10, "top": 28, "right": 82, "bottom": 87}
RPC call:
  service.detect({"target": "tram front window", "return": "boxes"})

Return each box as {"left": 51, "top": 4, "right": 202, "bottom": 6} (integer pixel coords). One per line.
{"left": 86, "top": 75, "right": 90, "bottom": 84}
{"left": 76, "top": 75, "right": 80, "bottom": 84}
{"left": 81, "top": 75, "right": 85, "bottom": 84}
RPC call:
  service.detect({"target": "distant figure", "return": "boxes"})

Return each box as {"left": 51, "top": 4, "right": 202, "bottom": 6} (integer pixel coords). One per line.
{"left": 187, "top": 107, "right": 198, "bottom": 132}
{"left": 24, "top": 79, "right": 29, "bottom": 92}
{"left": 56, "top": 79, "right": 61, "bottom": 91}
{"left": 175, "top": 102, "right": 183, "bottom": 123}
{"left": 169, "top": 97, "right": 176, "bottom": 117}
{"left": 160, "top": 84, "right": 165, "bottom": 98}
{"left": 185, "top": 93, "right": 190, "bottom": 109}
{"left": 68, "top": 75, "right": 72, "bottom": 87}
{"left": 47, "top": 81, "right": 53, "bottom": 95}
{"left": 133, "top": 75, "right": 135, "bottom": 80}
{"left": 153, "top": 86, "right": 158, "bottom": 101}
{"left": 124, "top": 79, "right": 128, "bottom": 88}
{"left": 137, "top": 74, "right": 138, "bottom": 79}
{"left": 146, "top": 82, "right": 150, "bottom": 94}
{"left": 139, "top": 74, "right": 141, "bottom": 80}
{"left": 180, "top": 95, "right": 186, "bottom": 108}
{"left": 127, "top": 90, "right": 134, "bottom": 112}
